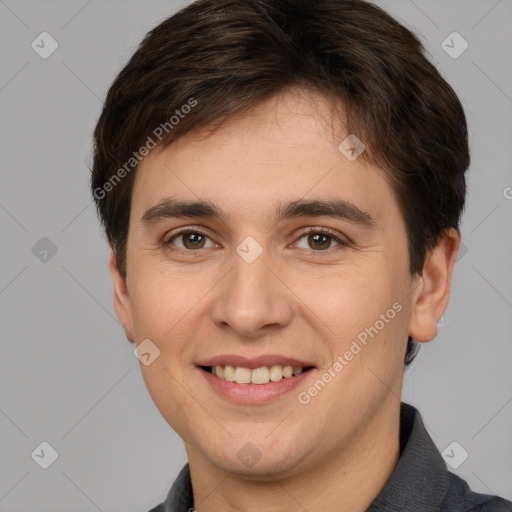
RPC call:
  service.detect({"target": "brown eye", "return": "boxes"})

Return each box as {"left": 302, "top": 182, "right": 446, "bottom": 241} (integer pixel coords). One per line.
{"left": 165, "top": 230, "right": 215, "bottom": 250}
{"left": 181, "top": 232, "right": 206, "bottom": 249}
{"left": 307, "top": 232, "right": 332, "bottom": 250}
{"left": 295, "top": 229, "right": 347, "bottom": 252}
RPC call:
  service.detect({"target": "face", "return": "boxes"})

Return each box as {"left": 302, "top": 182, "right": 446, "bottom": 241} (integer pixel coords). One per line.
{"left": 111, "top": 88, "right": 454, "bottom": 479}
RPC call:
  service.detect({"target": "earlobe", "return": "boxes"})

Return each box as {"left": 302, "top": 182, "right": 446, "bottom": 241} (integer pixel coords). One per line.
{"left": 408, "top": 228, "right": 460, "bottom": 343}
{"left": 109, "top": 251, "right": 135, "bottom": 343}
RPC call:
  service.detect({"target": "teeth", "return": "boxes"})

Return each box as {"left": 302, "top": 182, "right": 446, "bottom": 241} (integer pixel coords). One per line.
{"left": 283, "top": 365, "right": 293, "bottom": 378}
{"left": 269, "top": 365, "right": 283, "bottom": 382}
{"left": 251, "top": 366, "right": 270, "bottom": 384}
{"left": 234, "top": 367, "right": 251, "bottom": 384}
{"left": 209, "top": 364, "right": 306, "bottom": 384}
{"left": 223, "top": 364, "right": 236, "bottom": 382}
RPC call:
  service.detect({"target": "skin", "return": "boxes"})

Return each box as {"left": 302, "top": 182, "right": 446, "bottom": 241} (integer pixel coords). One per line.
{"left": 110, "top": 88, "right": 460, "bottom": 511}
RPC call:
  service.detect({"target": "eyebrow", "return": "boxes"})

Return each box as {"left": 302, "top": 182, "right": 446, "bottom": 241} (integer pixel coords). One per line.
{"left": 140, "top": 197, "right": 377, "bottom": 230}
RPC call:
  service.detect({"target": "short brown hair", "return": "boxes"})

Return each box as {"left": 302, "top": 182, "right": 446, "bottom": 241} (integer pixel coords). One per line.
{"left": 90, "top": 0, "right": 470, "bottom": 366}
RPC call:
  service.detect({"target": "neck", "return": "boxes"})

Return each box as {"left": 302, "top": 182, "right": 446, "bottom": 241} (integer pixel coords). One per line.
{"left": 186, "top": 397, "right": 401, "bottom": 512}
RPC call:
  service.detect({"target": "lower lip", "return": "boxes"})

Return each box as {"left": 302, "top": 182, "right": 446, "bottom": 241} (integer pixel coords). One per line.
{"left": 198, "top": 367, "right": 315, "bottom": 405}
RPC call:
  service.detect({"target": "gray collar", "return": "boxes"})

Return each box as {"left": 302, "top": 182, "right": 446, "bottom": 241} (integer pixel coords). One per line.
{"left": 366, "top": 402, "right": 451, "bottom": 511}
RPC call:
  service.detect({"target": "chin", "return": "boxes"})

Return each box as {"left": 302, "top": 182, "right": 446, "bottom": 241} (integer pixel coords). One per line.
{"left": 204, "top": 435, "right": 313, "bottom": 480}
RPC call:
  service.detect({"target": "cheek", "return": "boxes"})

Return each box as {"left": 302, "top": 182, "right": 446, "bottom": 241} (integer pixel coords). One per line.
{"left": 300, "top": 261, "right": 399, "bottom": 330}
{"left": 130, "top": 279, "right": 168, "bottom": 336}
{"left": 297, "top": 260, "right": 409, "bottom": 379}
{"left": 138, "top": 362, "right": 196, "bottom": 445}
{"left": 128, "top": 264, "right": 204, "bottom": 338}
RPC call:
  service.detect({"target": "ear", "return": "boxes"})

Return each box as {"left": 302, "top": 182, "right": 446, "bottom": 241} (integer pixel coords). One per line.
{"left": 109, "top": 250, "right": 135, "bottom": 343}
{"left": 408, "top": 228, "right": 460, "bottom": 343}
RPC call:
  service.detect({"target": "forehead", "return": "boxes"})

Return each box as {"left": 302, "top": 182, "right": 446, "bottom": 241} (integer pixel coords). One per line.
{"left": 131, "top": 88, "right": 399, "bottom": 228}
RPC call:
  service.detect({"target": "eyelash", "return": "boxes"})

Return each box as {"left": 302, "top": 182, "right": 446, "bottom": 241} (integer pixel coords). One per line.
{"left": 163, "top": 227, "right": 349, "bottom": 253}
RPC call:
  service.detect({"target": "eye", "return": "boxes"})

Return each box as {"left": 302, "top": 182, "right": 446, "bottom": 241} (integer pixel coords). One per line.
{"left": 163, "top": 227, "right": 348, "bottom": 253}
{"left": 164, "top": 229, "right": 216, "bottom": 251}
{"left": 294, "top": 228, "right": 348, "bottom": 251}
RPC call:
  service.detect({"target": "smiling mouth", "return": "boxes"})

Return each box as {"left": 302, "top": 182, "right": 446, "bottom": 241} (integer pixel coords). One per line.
{"left": 200, "top": 365, "right": 315, "bottom": 385}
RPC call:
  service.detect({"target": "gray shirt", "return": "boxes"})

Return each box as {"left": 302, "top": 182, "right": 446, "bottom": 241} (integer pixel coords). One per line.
{"left": 148, "top": 402, "right": 512, "bottom": 511}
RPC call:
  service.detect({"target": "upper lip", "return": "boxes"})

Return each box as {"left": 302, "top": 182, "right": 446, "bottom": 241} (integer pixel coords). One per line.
{"left": 196, "top": 354, "right": 315, "bottom": 369}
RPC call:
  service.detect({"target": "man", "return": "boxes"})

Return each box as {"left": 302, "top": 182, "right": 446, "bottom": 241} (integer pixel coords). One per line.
{"left": 90, "top": 0, "right": 512, "bottom": 510}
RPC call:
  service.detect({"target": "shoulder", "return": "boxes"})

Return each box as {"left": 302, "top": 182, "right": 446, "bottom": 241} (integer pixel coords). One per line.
{"left": 440, "top": 472, "right": 512, "bottom": 512}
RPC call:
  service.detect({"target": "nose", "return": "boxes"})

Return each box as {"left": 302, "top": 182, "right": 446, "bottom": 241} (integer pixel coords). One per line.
{"left": 210, "top": 248, "right": 294, "bottom": 338}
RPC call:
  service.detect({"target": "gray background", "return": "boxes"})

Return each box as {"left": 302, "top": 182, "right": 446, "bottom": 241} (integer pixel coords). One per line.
{"left": 1, "top": 0, "right": 511, "bottom": 510}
